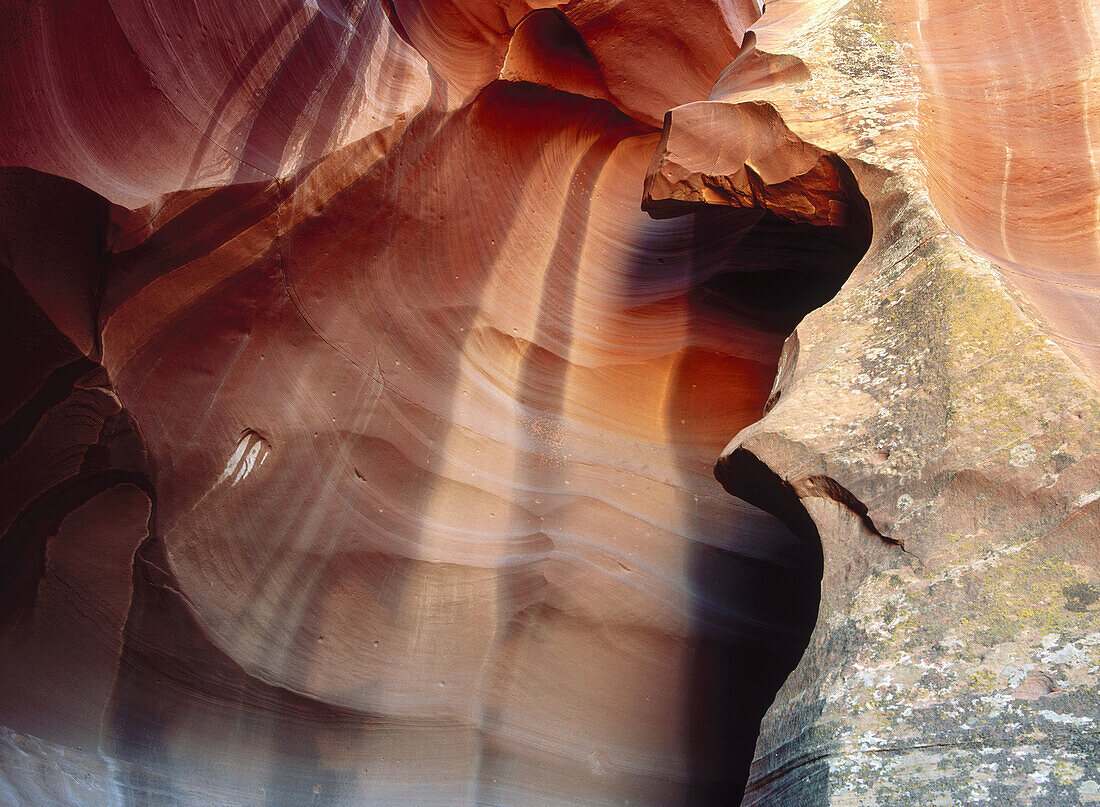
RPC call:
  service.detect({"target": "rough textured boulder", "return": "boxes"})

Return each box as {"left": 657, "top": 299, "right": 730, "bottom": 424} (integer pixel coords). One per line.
{"left": 0, "top": 0, "right": 1097, "bottom": 805}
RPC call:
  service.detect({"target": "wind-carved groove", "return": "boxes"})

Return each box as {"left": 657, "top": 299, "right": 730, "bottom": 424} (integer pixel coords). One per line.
{"left": 800, "top": 474, "right": 902, "bottom": 549}
{"left": 763, "top": 333, "right": 798, "bottom": 415}
{"left": 714, "top": 447, "right": 905, "bottom": 552}
{"left": 714, "top": 447, "right": 822, "bottom": 547}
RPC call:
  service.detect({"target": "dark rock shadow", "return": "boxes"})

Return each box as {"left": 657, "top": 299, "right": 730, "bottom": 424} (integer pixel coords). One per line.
{"left": 640, "top": 164, "right": 871, "bottom": 804}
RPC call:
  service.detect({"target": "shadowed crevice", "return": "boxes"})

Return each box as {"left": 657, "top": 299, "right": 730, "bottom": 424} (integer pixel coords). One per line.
{"left": 657, "top": 148, "right": 870, "bottom": 805}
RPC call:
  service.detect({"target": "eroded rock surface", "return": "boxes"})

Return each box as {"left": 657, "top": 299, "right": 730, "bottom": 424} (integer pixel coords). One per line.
{"left": 0, "top": 0, "right": 1097, "bottom": 805}
{"left": 715, "top": 0, "right": 1100, "bottom": 802}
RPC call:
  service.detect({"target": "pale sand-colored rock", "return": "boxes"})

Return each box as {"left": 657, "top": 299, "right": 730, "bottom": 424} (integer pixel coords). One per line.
{"left": 714, "top": 0, "right": 1100, "bottom": 802}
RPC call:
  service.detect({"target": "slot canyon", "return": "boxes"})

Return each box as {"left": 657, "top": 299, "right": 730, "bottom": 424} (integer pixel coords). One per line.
{"left": 0, "top": 0, "right": 1098, "bottom": 804}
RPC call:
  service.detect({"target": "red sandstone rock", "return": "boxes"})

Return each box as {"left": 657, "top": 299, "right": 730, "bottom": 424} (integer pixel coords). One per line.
{"left": 0, "top": 0, "right": 1098, "bottom": 804}
{"left": 900, "top": 0, "right": 1100, "bottom": 377}
{"left": 0, "top": 0, "right": 431, "bottom": 207}
{"left": 643, "top": 99, "right": 870, "bottom": 236}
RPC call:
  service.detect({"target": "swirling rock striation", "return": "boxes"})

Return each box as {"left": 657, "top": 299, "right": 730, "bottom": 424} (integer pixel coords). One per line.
{"left": 0, "top": 0, "right": 1098, "bottom": 805}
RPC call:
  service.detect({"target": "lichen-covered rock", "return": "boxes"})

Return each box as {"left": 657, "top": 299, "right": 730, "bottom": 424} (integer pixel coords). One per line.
{"left": 721, "top": 165, "right": 1100, "bottom": 805}
{"left": 715, "top": 0, "right": 1100, "bottom": 801}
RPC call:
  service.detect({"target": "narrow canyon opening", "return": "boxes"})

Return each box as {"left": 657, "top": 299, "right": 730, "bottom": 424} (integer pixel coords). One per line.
{"left": 649, "top": 176, "right": 872, "bottom": 803}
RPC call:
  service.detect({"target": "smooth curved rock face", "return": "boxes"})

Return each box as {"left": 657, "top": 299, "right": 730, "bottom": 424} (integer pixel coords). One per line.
{"left": 1, "top": 0, "right": 431, "bottom": 207}
{"left": 902, "top": 0, "right": 1100, "bottom": 376}
{"left": 0, "top": 1, "right": 1098, "bottom": 806}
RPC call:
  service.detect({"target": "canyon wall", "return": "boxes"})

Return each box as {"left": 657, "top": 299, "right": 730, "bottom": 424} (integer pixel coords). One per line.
{"left": 0, "top": 0, "right": 1097, "bottom": 804}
